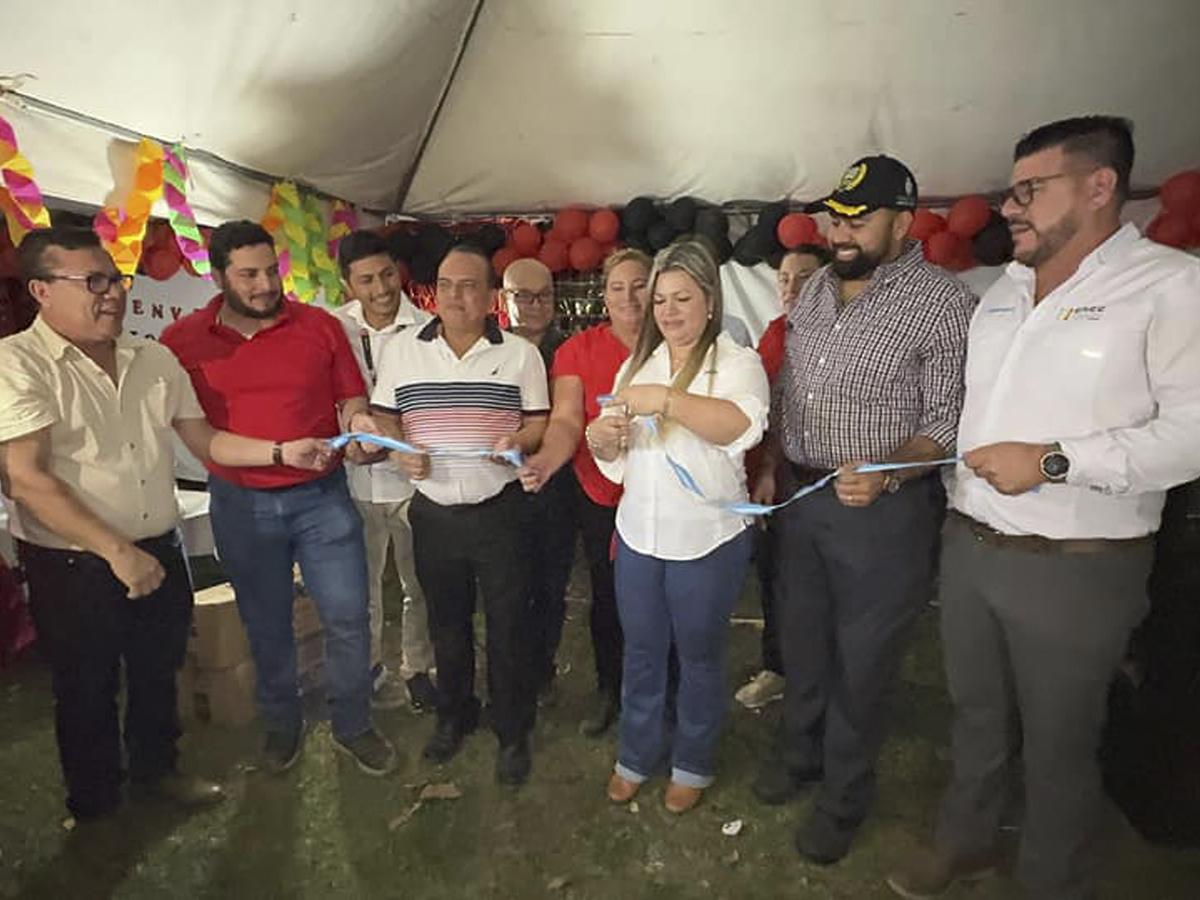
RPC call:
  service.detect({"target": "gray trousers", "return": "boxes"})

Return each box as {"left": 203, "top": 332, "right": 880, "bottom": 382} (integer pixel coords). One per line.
{"left": 775, "top": 476, "right": 939, "bottom": 821}
{"left": 935, "top": 512, "right": 1153, "bottom": 899}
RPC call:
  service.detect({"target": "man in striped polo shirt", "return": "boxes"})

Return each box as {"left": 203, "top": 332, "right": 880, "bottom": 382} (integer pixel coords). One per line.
{"left": 368, "top": 243, "right": 549, "bottom": 786}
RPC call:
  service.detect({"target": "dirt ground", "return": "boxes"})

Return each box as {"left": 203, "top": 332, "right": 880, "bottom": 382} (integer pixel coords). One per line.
{"left": 1, "top": 553, "right": 1198, "bottom": 899}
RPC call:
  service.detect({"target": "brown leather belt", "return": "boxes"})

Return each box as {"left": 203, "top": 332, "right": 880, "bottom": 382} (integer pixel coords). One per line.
{"left": 949, "top": 509, "right": 1152, "bottom": 556}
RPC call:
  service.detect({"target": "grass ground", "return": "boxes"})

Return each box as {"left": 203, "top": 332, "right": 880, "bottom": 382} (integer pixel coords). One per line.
{"left": 1, "top": 553, "right": 1197, "bottom": 899}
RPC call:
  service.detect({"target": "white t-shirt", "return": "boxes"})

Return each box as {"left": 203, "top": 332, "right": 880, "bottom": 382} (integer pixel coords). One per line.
{"left": 596, "top": 333, "right": 769, "bottom": 560}
{"left": 953, "top": 224, "right": 1200, "bottom": 538}
{"left": 370, "top": 317, "right": 549, "bottom": 506}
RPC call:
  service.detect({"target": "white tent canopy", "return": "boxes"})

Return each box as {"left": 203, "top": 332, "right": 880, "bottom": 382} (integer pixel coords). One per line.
{"left": 4, "top": 0, "right": 1199, "bottom": 222}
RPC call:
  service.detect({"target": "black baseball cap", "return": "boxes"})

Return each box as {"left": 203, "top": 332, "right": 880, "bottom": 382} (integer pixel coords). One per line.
{"left": 807, "top": 155, "right": 918, "bottom": 217}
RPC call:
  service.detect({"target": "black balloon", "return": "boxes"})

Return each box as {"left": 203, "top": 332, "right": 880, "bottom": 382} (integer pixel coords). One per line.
{"left": 622, "top": 196, "right": 659, "bottom": 233}
{"left": 408, "top": 252, "right": 438, "bottom": 285}
{"left": 732, "top": 233, "right": 764, "bottom": 266}
{"left": 625, "top": 231, "right": 653, "bottom": 254}
{"left": 385, "top": 229, "right": 417, "bottom": 262}
{"left": 745, "top": 221, "right": 782, "bottom": 259}
{"left": 665, "top": 197, "right": 698, "bottom": 232}
{"left": 757, "top": 201, "right": 788, "bottom": 236}
{"left": 972, "top": 211, "right": 1013, "bottom": 266}
{"left": 418, "top": 224, "right": 453, "bottom": 256}
{"left": 647, "top": 220, "right": 679, "bottom": 251}
{"left": 474, "top": 223, "right": 507, "bottom": 254}
{"left": 695, "top": 207, "right": 729, "bottom": 240}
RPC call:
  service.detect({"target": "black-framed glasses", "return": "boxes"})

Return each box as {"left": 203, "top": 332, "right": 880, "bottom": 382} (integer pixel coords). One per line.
{"left": 504, "top": 288, "right": 555, "bottom": 306}
{"left": 37, "top": 272, "right": 135, "bottom": 294}
{"left": 1001, "top": 171, "right": 1091, "bottom": 208}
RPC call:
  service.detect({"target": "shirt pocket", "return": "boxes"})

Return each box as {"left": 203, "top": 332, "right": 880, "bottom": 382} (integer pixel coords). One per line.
{"left": 139, "top": 378, "right": 174, "bottom": 431}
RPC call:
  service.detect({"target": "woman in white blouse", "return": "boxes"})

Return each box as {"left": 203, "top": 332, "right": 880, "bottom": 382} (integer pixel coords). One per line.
{"left": 588, "top": 239, "right": 769, "bottom": 813}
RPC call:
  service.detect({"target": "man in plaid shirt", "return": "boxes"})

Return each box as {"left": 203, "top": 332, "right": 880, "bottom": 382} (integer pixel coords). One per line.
{"left": 751, "top": 155, "right": 976, "bottom": 864}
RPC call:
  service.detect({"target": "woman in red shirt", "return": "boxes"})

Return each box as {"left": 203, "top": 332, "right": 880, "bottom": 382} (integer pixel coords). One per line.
{"left": 518, "top": 248, "right": 652, "bottom": 736}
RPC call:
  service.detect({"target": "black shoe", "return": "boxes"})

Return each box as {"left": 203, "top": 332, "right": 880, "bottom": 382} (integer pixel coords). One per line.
{"left": 795, "top": 807, "right": 862, "bottom": 865}
{"left": 423, "top": 705, "right": 479, "bottom": 764}
{"left": 132, "top": 772, "right": 226, "bottom": 809}
{"left": 263, "top": 721, "right": 306, "bottom": 774}
{"left": 405, "top": 673, "right": 439, "bottom": 712}
{"left": 579, "top": 691, "right": 619, "bottom": 737}
{"left": 334, "top": 727, "right": 399, "bottom": 776}
{"left": 752, "top": 762, "right": 821, "bottom": 805}
{"left": 496, "top": 737, "right": 532, "bottom": 786}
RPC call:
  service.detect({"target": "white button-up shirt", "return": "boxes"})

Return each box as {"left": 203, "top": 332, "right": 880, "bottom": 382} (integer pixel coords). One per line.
{"left": 952, "top": 224, "right": 1200, "bottom": 539}
{"left": 332, "top": 297, "right": 431, "bottom": 504}
{"left": 596, "top": 334, "right": 769, "bottom": 560}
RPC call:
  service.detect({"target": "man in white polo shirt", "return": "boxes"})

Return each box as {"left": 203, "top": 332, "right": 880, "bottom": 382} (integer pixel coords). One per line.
{"left": 332, "top": 230, "right": 436, "bottom": 712}
{"left": 367, "top": 243, "right": 549, "bottom": 786}
{"left": 888, "top": 117, "right": 1200, "bottom": 900}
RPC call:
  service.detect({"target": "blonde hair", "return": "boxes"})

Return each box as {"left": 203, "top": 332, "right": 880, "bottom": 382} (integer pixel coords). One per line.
{"left": 618, "top": 239, "right": 722, "bottom": 394}
{"left": 602, "top": 247, "right": 652, "bottom": 285}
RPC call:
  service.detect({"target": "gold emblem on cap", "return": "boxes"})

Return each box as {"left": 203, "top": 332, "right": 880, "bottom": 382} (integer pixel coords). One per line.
{"left": 838, "top": 163, "right": 868, "bottom": 192}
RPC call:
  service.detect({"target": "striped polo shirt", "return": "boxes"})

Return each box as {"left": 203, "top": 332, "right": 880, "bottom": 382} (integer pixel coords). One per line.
{"left": 370, "top": 316, "right": 549, "bottom": 505}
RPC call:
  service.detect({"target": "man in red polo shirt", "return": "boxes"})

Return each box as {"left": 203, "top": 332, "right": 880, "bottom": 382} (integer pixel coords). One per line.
{"left": 161, "top": 221, "right": 395, "bottom": 777}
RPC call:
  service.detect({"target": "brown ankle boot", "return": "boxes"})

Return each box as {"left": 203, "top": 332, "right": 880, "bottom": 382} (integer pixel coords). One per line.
{"left": 663, "top": 781, "right": 703, "bottom": 814}
{"left": 606, "top": 772, "right": 640, "bottom": 804}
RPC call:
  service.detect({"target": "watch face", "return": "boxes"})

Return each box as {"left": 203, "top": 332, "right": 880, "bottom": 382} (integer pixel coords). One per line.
{"left": 1043, "top": 452, "right": 1070, "bottom": 479}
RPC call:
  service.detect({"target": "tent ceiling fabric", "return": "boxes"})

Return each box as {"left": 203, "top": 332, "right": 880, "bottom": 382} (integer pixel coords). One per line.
{"left": 405, "top": 0, "right": 1200, "bottom": 213}
{"left": 1, "top": 0, "right": 475, "bottom": 219}
{"left": 2, "top": 0, "right": 1198, "bottom": 220}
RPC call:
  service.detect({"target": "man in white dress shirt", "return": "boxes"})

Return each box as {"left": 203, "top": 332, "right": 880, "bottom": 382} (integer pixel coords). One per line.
{"left": 887, "top": 117, "right": 1200, "bottom": 900}
{"left": 332, "top": 231, "right": 437, "bottom": 711}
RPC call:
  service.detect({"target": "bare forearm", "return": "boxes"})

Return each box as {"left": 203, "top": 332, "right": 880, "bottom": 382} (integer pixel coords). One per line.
{"left": 338, "top": 396, "right": 369, "bottom": 430}
{"left": 512, "top": 417, "right": 548, "bottom": 455}
{"left": 885, "top": 434, "right": 948, "bottom": 481}
{"left": 535, "top": 417, "right": 583, "bottom": 472}
{"left": 668, "top": 392, "right": 750, "bottom": 445}
{"left": 8, "top": 471, "right": 134, "bottom": 561}
{"left": 208, "top": 431, "right": 277, "bottom": 467}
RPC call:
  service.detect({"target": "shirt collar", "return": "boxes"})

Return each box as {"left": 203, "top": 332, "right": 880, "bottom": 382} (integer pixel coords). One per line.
{"left": 205, "top": 293, "right": 295, "bottom": 335}
{"left": 868, "top": 239, "right": 925, "bottom": 287}
{"left": 342, "top": 295, "right": 425, "bottom": 333}
{"left": 417, "top": 315, "right": 504, "bottom": 345}
{"left": 31, "top": 314, "right": 141, "bottom": 361}
{"left": 1004, "top": 222, "right": 1140, "bottom": 288}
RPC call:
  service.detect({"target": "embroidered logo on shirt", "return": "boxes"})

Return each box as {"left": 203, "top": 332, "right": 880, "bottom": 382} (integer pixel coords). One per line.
{"left": 1059, "top": 305, "right": 1106, "bottom": 321}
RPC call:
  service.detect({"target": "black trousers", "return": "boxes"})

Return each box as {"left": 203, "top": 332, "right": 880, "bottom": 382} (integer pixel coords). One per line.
{"left": 409, "top": 483, "right": 535, "bottom": 745}
{"left": 774, "top": 475, "right": 938, "bottom": 822}
{"left": 520, "top": 465, "right": 579, "bottom": 690}
{"left": 753, "top": 520, "right": 783, "bottom": 675}
{"left": 576, "top": 482, "right": 623, "bottom": 697}
{"left": 18, "top": 530, "right": 193, "bottom": 818}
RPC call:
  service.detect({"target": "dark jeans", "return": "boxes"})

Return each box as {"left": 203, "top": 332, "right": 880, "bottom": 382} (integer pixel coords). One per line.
{"left": 409, "top": 482, "right": 535, "bottom": 746}
{"left": 577, "top": 483, "right": 623, "bottom": 697}
{"left": 753, "top": 520, "right": 783, "bottom": 675}
{"left": 208, "top": 469, "right": 372, "bottom": 741}
{"left": 935, "top": 513, "right": 1153, "bottom": 899}
{"left": 19, "top": 531, "right": 192, "bottom": 818}
{"left": 614, "top": 529, "right": 753, "bottom": 787}
{"left": 774, "top": 474, "right": 938, "bottom": 822}
{"left": 521, "top": 465, "right": 578, "bottom": 689}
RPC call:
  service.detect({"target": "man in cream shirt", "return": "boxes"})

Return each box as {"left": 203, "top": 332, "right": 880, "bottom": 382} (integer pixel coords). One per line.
{"left": 331, "top": 230, "right": 436, "bottom": 711}
{"left": 888, "top": 117, "right": 1200, "bottom": 900}
{"left": 0, "top": 227, "right": 331, "bottom": 821}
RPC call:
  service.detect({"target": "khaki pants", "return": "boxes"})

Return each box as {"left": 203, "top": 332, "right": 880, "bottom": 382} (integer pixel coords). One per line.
{"left": 355, "top": 498, "right": 435, "bottom": 679}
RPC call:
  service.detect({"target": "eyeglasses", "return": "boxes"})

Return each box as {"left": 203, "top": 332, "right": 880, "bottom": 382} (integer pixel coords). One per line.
{"left": 37, "top": 272, "right": 135, "bottom": 294}
{"left": 504, "top": 288, "right": 555, "bottom": 306}
{"left": 1001, "top": 170, "right": 1093, "bottom": 208}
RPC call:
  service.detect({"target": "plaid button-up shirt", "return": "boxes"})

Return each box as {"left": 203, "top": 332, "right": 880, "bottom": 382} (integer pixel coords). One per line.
{"left": 774, "top": 240, "right": 976, "bottom": 468}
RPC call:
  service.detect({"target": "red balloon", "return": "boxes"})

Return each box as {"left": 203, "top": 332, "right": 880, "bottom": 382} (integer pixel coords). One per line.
{"left": 0, "top": 242, "right": 18, "bottom": 278}
{"left": 946, "top": 195, "right": 991, "bottom": 238}
{"left": 1146, "top": 213, "right": 1193, "bottom": 249}
{"left": 1159, "top": 170, "right": 1200, "bottom": 215}
{"left": 142, "top": 246, "right": 182, "bottom": 281}
{"left": 588, "top": 208, "right": 621, "bottom": 243}
{"left": 924, "top": 230, "right": 968, "bottom": 267}
{"left": 908, "top": 209, "right": 948, "bottom": 241}
{"left": 511, "top": 222, "right": 542, "bottom": 257}
{"left": 554, "top": 208, "right": 589, "bottom": 242}
{"left": 776, "top": 213, "right": 819, "bottom": 249}
{"left": 568, "top": 236, "right": 602, "bottom": 272}
{"left": 491, "top": 246, "right": 520, "bottom": 278}
{"left": 538, "top": 239, "right": 569, "bottom": 273}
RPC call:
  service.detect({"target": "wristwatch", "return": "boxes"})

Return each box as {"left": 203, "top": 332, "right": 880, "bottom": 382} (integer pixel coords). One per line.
{"left": 883, "top": 473, "right": 903, "bottom": 494}
{"left": 1039, "top": 442, "right": 1070, "bottom": 483}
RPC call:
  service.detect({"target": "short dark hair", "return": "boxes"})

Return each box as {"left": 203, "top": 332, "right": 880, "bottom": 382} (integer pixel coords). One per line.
{"left": 209, "top": 220, "right": 275, "bottom": 272}
{"left": 783, "top": 243, "right": 831, "bottom": 266}
{"left": 18, "top": 226, "right": 103, "bottom": 281}
{"left": 337, "top": 229, "right": 393, "bottom": 278}
{"left": 440, "top": 241, "right": 495, "bottom": 287}
{"left": 1013, "top": 115, "right": 1135, "bottom": 203}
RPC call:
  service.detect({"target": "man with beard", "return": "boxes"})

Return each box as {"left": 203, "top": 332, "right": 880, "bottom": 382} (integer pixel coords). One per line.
{"left": 161, "top": 221, "right": 397, "bottom": 778}
{"left": 887, "top": 117, "right": 1200, "bottom": 900}
{"left": 750, "top": 156, "right": 976, "bottom": 863}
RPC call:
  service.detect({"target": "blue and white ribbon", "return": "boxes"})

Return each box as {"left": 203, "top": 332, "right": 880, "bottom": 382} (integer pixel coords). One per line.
{"left": 328, "top": 432, "right": 524, "bottom": 467}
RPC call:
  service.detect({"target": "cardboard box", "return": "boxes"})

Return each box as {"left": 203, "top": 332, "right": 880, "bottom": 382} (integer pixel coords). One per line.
{"left": 188, "top": 582, "right": 251, "bottom": 669}
{"left": 188, "top": 661, "right": 258, "bottom": 726}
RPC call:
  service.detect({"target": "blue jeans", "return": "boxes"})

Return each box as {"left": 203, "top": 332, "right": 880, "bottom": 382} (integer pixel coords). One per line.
{"left": 614, "top": 528, "right": 752, "bottom": 788}
{"left": 208, "top": 469, "right": 372, "bottom": 741}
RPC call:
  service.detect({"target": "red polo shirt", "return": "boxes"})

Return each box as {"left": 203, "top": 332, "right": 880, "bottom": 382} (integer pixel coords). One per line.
{"left": 550, "top": 323, "right": 630, "bottom": 508}
{"left": 160, "top": 296, "right": 366, "bottom": 489}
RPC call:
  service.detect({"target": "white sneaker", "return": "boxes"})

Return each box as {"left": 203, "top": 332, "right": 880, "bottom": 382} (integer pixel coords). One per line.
{"left": 735, "top": 670, "right": 785, "bottom": 709}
